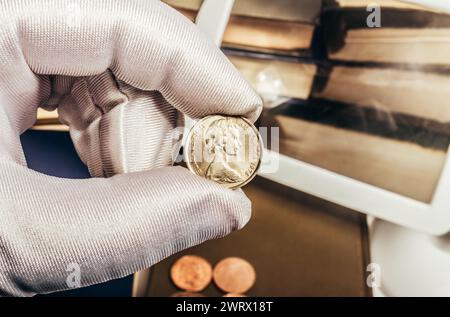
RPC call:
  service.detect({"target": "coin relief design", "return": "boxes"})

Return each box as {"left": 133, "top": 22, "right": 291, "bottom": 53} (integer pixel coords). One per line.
{"left": 213, "top": 257, "right": 256, "bottom": 294}
{"left": 170, "top": 255, "right": 213, "bottom": 292}
{"left": 186, "top": 115, "right": 262, "bottom": 189}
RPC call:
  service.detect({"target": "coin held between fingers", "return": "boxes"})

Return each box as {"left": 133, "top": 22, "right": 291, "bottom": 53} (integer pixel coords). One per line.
{"left": 185, "top": 115, "right": 262, "bottom": 189}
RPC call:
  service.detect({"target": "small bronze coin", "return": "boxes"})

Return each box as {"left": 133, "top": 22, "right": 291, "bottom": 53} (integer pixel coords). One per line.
{"left": 170, "top": 255, "right": 213, "bottom": 292}
{"left": 171, "top": 292, "right": 206, "bottom": 297}
{"left": 213, "top": 257, "right": 256, "bottom": 294}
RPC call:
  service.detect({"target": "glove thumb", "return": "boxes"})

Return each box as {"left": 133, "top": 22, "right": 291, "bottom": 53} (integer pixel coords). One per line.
{"left": 0, "top": 108, "right": 251, "bottom": 296}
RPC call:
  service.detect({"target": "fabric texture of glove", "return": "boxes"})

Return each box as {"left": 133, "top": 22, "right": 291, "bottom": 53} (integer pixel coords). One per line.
{"left": 0, "top": 0, "right": 262, "bottom": 296}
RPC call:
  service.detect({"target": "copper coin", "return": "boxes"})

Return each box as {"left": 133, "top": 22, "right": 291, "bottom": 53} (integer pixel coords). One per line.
{"left": 170, "top": 255, "right": 212, "bottom": 292}
{"left": 213, "top": 257, "right": 256, "bottom": 294}
{"left": 171, "top": 292, "right": 206, "bottom": 297}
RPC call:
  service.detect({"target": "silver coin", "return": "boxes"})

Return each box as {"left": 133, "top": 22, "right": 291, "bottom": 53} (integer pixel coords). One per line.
{"left": 185, "top": 115, "right": 262, "bottom": 189}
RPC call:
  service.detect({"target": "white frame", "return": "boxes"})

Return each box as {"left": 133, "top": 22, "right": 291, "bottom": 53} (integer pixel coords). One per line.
{"left": 260, "top": 149, "right": 450, "bottom": 235}
{"left": 194, "top": 0, "right": 450, "bottom": 235}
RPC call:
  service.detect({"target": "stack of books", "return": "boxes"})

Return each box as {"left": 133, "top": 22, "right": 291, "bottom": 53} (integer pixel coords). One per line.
{"left": 164, "top": 0, "right": 321, "bottom": 55}
{"left": 315, "top": 0, "right": 450, "bottom": 121}
{"left": 321, "top": 0, "right": 450, "bottom": 65}
{"left": 260, "top": 0, "right": 450, "bottom": 203}
{"left": 163, "top": 0, "right": 322, "bottom": 103}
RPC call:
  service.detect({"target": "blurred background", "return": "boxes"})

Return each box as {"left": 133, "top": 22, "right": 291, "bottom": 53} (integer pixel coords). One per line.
{"left": 30, "top": 0, "right": 450, "bottom": 297}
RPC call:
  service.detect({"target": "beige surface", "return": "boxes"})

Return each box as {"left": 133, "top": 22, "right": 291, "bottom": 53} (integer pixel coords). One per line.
{"left": 314, "top": 65, "right": 450, "bottom": 122}
{"left": 229, "top": 55, "right": 317, "bottom": 100}
{"left": 335, "top": 0, "right": 431, "bottom": 10}
{"left": 330, "top": 28, "right": 450, "bottom": 65}
{"left": 34, "top": 109, "right": 65, "bottom": 130}
{"left": 179, "top": 8, "right": 314, "bottom": 51}
{"left": 263, "top": 113, "right": 447, "bottom": 203}
{"left": 36, "top": 108, "right": 60, "bottom": 123}
{"left": 31, "top": 124, "right": 68, "bottom": 131}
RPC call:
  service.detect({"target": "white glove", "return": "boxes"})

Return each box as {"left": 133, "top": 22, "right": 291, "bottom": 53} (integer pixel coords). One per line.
{"left": 0, "top": 0, "right": 262, "bottom": 296}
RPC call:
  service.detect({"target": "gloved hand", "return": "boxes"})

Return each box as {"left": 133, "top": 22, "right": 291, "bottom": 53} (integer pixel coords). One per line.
{"left": 0, "top": 0, "right": 262, "bottom": 296}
